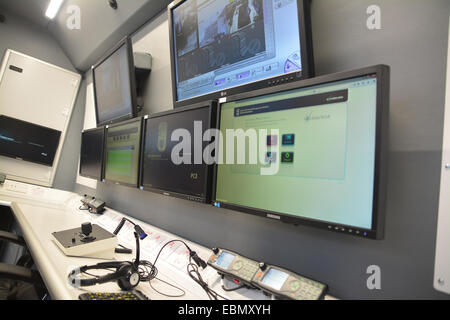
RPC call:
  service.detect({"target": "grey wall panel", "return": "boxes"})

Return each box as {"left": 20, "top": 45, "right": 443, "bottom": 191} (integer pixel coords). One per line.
{"left": 72, "top": 0, "right": 450, "bottom": 299}
{"left": 0, "top": 8, "right": 75, "bottom": 72}
{"left": 311, "top": 0, "right": 449, "bottom": 152}
{"left": 48, "top": 0, "right": 171, "bottom": 72}
{"left": 0, "top": 0, "right": 53, "bottom": 29}
{"left": 53, "top": 79, "right": 86, "bottom": 191}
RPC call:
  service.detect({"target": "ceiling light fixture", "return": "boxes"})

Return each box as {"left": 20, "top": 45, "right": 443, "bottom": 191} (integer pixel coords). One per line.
{"left": 45, "top": 0, "right": 64, "bottom": 20}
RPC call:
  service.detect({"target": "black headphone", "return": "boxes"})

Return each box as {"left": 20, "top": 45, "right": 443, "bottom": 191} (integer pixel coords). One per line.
{"left": 69, "top": 261, "right": 140, "bottom": 291}
{"left": 69, "top": 223, "right": 149, "bottom": 291}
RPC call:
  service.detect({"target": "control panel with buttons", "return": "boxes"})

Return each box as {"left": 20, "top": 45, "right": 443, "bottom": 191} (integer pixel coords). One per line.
{"left": 251, "top": 263, "right": 327, "bottom": 300}
{"left": 207, "top": 248, "right": 260, "bottom": 287}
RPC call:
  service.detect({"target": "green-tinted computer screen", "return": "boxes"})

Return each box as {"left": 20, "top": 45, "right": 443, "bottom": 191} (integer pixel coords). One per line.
{"left": 104, "top": 119, "right": 142, "bottom": 186}
{"left": 215, "top": 74, "right": 379, "bottom": 231}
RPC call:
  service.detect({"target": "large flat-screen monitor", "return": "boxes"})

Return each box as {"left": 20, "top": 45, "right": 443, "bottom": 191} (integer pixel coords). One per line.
{"left": 140, "top": 101, "right": 217, "bottom": 203}
{"left": 0, "top": 115, "right": 61, "bottom": 167}
{"left": 213, "top": 65, "right": 390, "bottom": 239}
{"left": 168, "top": 0, "right": 314, "bottom": 107}
{"left": 92, "top": 37, "right": 138, "bottom": 126}
{"left": 104, "top": 117, "right": 143, "bottom": 187}
{"left": 79, "top": 127, "right": 105, "bottom": 180}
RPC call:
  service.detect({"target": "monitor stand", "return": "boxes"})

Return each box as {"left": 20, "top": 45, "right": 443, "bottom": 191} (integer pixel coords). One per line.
{"left": 134, "top": 52, "right": 152, "bottom": 113}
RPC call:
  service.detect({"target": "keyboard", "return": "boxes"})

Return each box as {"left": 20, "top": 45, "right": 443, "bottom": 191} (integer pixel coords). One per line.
{"left": 79, "top": 290, "right": 149, "bottom": 300}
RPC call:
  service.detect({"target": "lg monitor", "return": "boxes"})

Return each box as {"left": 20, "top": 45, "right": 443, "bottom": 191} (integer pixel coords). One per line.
{"left": 0, "top": 115, "right": 61, "bottom": 167}
{"left": 140, "top": 101, "right": 217, "bottom": 203}
{"left": 79, "top": 127, "right": 106, "bottom": 181}
{"left": 92, "top": 37, "right": 138, "bottom": 126}
{"left": 104, "top": 117, "right": 143, "bottom": 187}
{"left": 213, "top": 65, "right": 390, "bottom": 239}
{"left": 168, "top": 0, "right": 314, "bottom": 107}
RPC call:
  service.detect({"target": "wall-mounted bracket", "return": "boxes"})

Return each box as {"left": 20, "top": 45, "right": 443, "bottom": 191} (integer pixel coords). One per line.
{"left": 134, "top": 52, "right": 152, "bottom": 113}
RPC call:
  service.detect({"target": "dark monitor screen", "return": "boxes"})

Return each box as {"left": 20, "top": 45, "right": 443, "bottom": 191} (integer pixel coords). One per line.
{"left": 80, "top": 127, "right": 105, "bottom": 180}
{"left": 0, "top": 115, "right": 61, "bottom": 167}
{"left": 93, "top": 37, "right": 137, "bottom": 126}
{"left": 214, "top": 65, "right": 390, "bottom": 239}
{"left": 169, "top": 0, "right": 314, "bottom": 106}
{"left": 104, "top": 118, "right": 142, "bottom": 187}
{"left": 141, "top": 103, "right": 216, "bottom": 202}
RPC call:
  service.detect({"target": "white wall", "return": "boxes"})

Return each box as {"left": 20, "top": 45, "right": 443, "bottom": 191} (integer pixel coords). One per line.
{"left": 434, "top": 12, "right": 450, "bottom": 295}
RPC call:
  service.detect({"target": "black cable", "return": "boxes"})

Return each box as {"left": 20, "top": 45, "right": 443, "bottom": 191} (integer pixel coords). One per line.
{"left": 150, "top": 240, "right": 228, "bottom": 300}
{"left": 131, "top": 254, "right": 185, "bottom": 297}
{"left": 151, "top": 239, "right": 206, "bottom": 271}
{"left": 151, "top": 240, "right": 190, "bottom": 269}
{"left": 149, "top": 277, "right": 186, "bottom": 298}
{"left": 221, "top": 282, "right": 245, "bottom": 292}
{"left": 186, "top": 257, "right": 228, "bottom": 300}
{"left": 80, "top": 268, "right": 116, "bottom": 279}
{"left": 81, "top": 271, "right": 101, "bottom": 279}
{"left": 135, "top": 260, "right": 158, "bottom": 282}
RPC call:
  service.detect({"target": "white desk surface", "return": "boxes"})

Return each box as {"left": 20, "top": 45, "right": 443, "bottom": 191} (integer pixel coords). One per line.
{"left": 0, "top": 180, "right": 335, "bottom": 300}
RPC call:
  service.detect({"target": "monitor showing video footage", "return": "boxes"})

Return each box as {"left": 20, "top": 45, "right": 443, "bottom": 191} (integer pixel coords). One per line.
{"left": 168, "top": 0, "right": 314, "bottom": 106}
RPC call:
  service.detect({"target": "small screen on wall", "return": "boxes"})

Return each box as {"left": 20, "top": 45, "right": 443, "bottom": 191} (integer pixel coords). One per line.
{"left": 0, "top": 115, "right": 61, "bottom": 167}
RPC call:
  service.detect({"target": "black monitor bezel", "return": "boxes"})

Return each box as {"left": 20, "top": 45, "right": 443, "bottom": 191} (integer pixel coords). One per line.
{"left": 79, "top": 126, "right": 106, "bottom": 181}
{"left": 103, "top": 117, "right": 143, "bottom": 188}
{"left": 212, "top": 64, "right": 390, "bottom": 240}
{"left": 92, "top": 36, "right": 138, "bottom": 127}
{"left": 140, "top": 101, "right": 218, "bottom": 203}
{"left": 168, "top": 0, "right": 315, "bottom": 108}
{"left": 0, "top": 115, "right": 62, "bottom": 167}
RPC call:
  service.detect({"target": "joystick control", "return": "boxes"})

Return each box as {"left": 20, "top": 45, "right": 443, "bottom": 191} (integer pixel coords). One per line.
{"left": 82, "top": 223, "right": 92, "bottom": 236}
{"left": 80, "top": 222, "right": 96, "bottom": 243}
